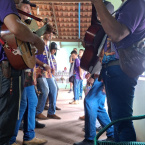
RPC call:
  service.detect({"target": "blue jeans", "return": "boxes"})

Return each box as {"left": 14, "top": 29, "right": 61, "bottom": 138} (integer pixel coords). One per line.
{"left": 102, "top": 65, "right": 138, "bottom": 142}
{"left": 79, "top": 80, "right": 83, "bottom": 98}
{"left": 0, "top": 67, "right": 22, "bottom": 145}
{"left": 36, "top": 77, "right": 57, "bottom": 115}
{"left": 36, "top": 77, "right": 49, "bottom": 115}
{"left": 10, "top": 85, "right": 38, "bottom": 144}
{"left": 73, "top": 77, "right": 81, "bottom": 101}
{"left": 85, "top": 79, "right": 114, "bottom": 140}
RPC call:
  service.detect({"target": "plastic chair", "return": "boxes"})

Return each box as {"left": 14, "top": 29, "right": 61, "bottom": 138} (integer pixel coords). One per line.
{"left": 95, "top": 115, "right": 145, "bottom": 145}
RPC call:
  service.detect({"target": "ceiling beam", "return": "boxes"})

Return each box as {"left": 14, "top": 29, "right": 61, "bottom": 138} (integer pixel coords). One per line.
{"left": 57, "top": 21, "right": 90, "bottom": 24}
{"left": 51, "top": 3, "right": 59, "bottom": 37}
{"left": 32, "top": 14, "right": 91, "bottom": 19}
{"left": 32, "top": 9, "right": 92, "bottom": 13}
{"left": 31, "top": 0, "right": 90, "bottom": 3}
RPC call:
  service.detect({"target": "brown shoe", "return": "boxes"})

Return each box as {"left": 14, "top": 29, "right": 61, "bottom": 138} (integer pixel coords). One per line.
{"left": 79, "top": 115, "right": 85, "bottom": 121}
{"left": 69, "top": 100, "right": 79, "bottom": 104}
{"left": 47, "top": 114, "right": 61, "bottom": 120}
{"left": 23, "top": 137, "right": 47, "bottom": 145}
{"left": 44, "top": 106, "right": 49, "bottom": 110}
{"left": 36, "top": 113, "right": 48, "bottom": 120}
{"left": 12, "top": 143, "right": 20, "bottom": 145}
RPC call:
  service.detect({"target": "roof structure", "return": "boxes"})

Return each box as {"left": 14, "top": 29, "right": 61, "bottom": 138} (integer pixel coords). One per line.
{"left": 31, "top": 0, "right": 92, "bottom": 42}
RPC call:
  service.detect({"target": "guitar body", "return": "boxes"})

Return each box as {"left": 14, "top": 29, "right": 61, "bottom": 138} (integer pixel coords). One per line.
{"left": 1, "top": 19, "right": 40, "bottom": 70}
{"left": 80, "top": 24, "right": 105, "bottom": 73}
{"left": 80, "top": 4, "right": 106, "bottom": 73}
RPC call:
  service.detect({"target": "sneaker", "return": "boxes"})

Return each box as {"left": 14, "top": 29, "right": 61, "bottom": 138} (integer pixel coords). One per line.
{"left": 12, "top": 143, "right": 20, "bottom": 145}
{"left": 23, "top": 137, "right": 47, "bottom": 145}
{"left": 56, "top": 106, "right": 61, "bottom": 110}
{"left": 68, "top": 89, "right": 72, "bottom": 93}
{"left": 73, "top": 139, "right": 94, "bottom": 145}
{"left": 79, "top": 116, "right": 85, "bottom": 121}
{"left": 35, "top": 120, "right": 45, "bottom": 129}
{"left": 101, "top": 136, "right": 114, "bottom": 142}
{"left": 36, "top": 113, "right": 48, "bottom": 120}
{"left": 69, "top": 100, "right": 79, "bottom": 104}
{"left": 47, "top": 114, "right": 61, "bottom": 120}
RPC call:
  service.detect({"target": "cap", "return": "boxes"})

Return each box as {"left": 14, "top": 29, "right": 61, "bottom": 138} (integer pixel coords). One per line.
{"left": 21, "top": 0, "right": 36, "bottom": 7}
{"left": 104, "top": 1, "right": 114, "bottom": 14}
{"left": 50, "top": 42, "right": 59, "bottom": 50}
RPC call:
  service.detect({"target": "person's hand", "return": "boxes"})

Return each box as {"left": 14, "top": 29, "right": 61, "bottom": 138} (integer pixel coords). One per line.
{"left": 45, "top": 65, "right": 52, "bottom": 78}
{"left": 88, "top": 78, "right": 94, "bottom": 85}
{"left": 85, "top": 73, "right": 91, "bottom": 79}
{"left": 33, "top": 35, "right": 45, "bottom": 54}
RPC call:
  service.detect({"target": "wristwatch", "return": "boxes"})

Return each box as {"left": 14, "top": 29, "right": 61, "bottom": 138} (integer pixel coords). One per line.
{"left": 43, "top": 63, "right": 47, "bottom": 67}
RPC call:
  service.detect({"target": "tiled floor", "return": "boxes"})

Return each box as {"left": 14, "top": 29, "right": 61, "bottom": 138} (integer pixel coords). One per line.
{"left": 16, "top": 89, "right": 106, "bottom": 145}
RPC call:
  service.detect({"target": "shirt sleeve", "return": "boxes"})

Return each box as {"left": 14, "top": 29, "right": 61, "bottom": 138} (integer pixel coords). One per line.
{"left": 117, "top": 0, "right": 144, "bottom": 34}
{"left": 0, "top": 0, "right": 20, "bottom": 23}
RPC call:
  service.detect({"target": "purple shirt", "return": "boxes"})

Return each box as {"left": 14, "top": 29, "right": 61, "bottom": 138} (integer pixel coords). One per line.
{"left": 115, "top": 0, "right": 145, "bottom": 49}
{"left": 36, "top": 45, "right": 49, "bottom": 67}
{"left": 0, "top": 0, "right": 20, "bottom": 62}
{"left": 74, "top": 58, "right": 80, "bottom": 80}
{"left": 103, "top": 0, "right": 145, "bottom": 64}
{"left": 50, "top": 54, "right": 57, "bottom": 71}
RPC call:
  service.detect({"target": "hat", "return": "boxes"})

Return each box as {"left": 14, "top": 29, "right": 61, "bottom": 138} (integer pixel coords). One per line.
{"left": 50, "top": 42, "right": 59, "bottom": 50}
{"left": 21, "top": 0, "right": 36, "bottom": 7}
{"left": 104, "top": 1, "right": 114, "bottom": 14}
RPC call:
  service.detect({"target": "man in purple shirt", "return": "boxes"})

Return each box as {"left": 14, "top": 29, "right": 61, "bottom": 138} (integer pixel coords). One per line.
{"left": 0, "top": 0, "right": 44, "bottom": 144}
{"left": 69, "top": 50, "right": 82, "bottom": 104}
{"left": 90, "top": 0, "right": 145, "bottom": 142}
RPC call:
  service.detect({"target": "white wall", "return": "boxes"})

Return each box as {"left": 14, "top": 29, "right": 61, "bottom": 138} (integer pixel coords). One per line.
{"left": 133, "top": 78, "right": 145, "bottom": 141}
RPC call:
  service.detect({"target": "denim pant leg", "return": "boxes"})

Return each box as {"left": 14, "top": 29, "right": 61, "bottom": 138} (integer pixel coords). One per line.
{"left": 10, "top": 88, "right": 27, "bottom": 144}
{"left": 102, "top": 65, "right": 138, "bottom": 142}
{"left": 36, "top": 77, "right": 49, "bottom": 115}
{"left": 84, "top": 79, "right": 104, "bottom": 140}
{"left": 79, "top": 80, "right": 83, "bottom": 98}
{"left": 97, "top": 94, "right": 114, "bottom": 138}
{"left": 47, "top": 77, "right": 57, "bottom": 115}
{"left": 23, "top": 85, "right": 38, "bottom": 141}
{"left": 0, "top": 68, "right": 20, "bottom": 145}
{"left": 73, "top": 78, "right": 81, "bottom": 101}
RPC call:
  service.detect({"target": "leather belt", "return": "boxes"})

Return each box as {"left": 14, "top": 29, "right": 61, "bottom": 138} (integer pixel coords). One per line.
{"left": 102, "top": 60, "right": 120, "bottom": 68}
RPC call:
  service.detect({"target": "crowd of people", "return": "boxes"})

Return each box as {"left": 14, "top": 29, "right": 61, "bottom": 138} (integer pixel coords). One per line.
{"left": 1, "top": 0, "right": 145, "bottom": 145}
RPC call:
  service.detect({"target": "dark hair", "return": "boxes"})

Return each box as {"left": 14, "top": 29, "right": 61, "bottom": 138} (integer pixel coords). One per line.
{"left": 71, "top": 50, "right": 77, "bottom": 55}
{"left": 44, "top": 24, "right": 54, "bottom": 35}
{"left": 79, "top": 49, "right": 84, "bottom": 52}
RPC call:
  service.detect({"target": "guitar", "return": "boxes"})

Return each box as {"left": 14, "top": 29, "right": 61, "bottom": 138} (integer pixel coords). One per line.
{"left": 80, "top": 4, "right": 107, "bottom": 74}
{"left": 1, "top": 22, "right": 49, "bottom": 70}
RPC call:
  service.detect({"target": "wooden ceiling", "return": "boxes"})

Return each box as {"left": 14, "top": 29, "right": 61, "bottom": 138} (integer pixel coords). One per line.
{"left": 31, "top": 0, "right": 92, "bottom": 42}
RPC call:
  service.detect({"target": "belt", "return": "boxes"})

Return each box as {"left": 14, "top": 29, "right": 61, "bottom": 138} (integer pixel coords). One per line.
{"left": 102, "top": 60, "right": 120, "bottom": 68}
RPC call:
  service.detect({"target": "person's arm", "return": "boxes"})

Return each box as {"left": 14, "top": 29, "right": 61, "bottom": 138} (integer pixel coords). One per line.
{"left": 4, "top": 14, "right": 44, "bottom": 54}
{"left": 79, "top": 67, "right": 83, "bottom": 80}
{"left": 90, "top": 0, "right": 130, "bottom": 42}
{"left": 69, "top": 56, "right": 74, "bottom": 63}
